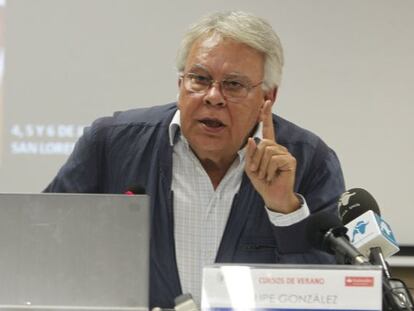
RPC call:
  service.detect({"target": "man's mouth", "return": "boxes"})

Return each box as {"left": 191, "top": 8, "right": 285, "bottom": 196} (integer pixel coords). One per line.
{"left": 199, "top": 118, "right": 225, "bottom": 128}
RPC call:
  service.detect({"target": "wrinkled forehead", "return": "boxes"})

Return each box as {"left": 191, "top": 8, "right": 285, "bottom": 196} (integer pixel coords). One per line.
{"left": 185, "top": 33, "right": 265, "bottom": 79}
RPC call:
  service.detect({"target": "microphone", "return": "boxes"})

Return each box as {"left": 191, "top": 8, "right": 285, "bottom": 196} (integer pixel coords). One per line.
{"left": 174, "top": 293, "right": 199, "bottom": 311}
{"left": 338, "top": 187, "right": 381, "bottom": 224}
{"left": 306, "top": 211, "right": 369, "bottom": 265}
{"left": 337, "top": 188, "right": 399, "bottom": 269}
{"left": 338, "top": 188, "right": 413, "bottom": 310}
{"left": 151, "top": 293, "right": 199, "bottom": 311}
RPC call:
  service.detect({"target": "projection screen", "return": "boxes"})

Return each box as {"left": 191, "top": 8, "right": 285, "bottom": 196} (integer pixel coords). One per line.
{"left": 1, "top": 0, "right": 413, "bottom": 248}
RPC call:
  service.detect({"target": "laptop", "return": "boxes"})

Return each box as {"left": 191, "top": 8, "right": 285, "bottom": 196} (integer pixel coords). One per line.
{"left": 0, "top": 193, "right": 150, "bottom": 311}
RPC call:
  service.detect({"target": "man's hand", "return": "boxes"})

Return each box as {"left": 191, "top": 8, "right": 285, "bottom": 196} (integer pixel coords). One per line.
{"left": 245, "top": 100, "right": 300, "bottom": 214}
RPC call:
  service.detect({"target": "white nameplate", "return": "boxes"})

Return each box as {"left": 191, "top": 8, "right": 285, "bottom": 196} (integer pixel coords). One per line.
{"left": 201, "top": 264, "right": 381, "bottom": 310}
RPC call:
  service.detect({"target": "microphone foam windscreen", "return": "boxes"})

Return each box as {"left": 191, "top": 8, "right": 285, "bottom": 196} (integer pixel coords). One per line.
{"left": 306, "top": 211, "right": 343, "bottom": 252}
{"left": 338, "top": 188, "right": 380, "bottom": 224}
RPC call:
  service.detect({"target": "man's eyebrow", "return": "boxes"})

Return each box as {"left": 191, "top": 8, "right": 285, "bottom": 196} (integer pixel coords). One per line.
{"left": 188, "top": 64, "right": 210, "bottom": 73}
{"left": 224, "top": 72, "right": 250, "bottom": 79}
{"left": 187, "top": 65, "right": 252, "bottom": 81}
{"left": 223, "top": 73, "right": 252, "bottom": 83}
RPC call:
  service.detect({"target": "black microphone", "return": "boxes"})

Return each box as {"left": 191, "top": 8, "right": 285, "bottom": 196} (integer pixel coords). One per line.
{"left": 306, "top": 211, "right": 369, "bottom": 265}
{"left": 338, "top": 188, "right": 399, "bottom": 278}
{"left": 338, "top": 188, "right": 413, "bottom": 310}
{"left": 338, "top": 187, "right": 381, "bottom": 224}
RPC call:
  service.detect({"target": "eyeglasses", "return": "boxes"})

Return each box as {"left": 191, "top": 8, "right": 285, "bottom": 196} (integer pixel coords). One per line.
{"left": 180, "top": 72, "right": 263, "bottom": 101}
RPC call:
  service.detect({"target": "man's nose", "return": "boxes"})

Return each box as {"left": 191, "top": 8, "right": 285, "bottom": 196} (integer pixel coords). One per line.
{"left": 204, "top": 81, "right": 226, "bottom": 107}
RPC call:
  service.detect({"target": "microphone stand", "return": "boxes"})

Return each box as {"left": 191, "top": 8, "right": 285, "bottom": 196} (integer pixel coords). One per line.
{"left": 381, "top": 277, "right": 414, "bottom": 310}
{"left": 369, "top": 247, "right": 414, "bottom": 310}
{"left": 370, "top": 247, "right": 392, "bottom": 279}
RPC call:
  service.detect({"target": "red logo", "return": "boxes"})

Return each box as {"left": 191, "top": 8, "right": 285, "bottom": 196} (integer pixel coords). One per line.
{"left": 345, "top": 276, "right": 374, "bottom": 287}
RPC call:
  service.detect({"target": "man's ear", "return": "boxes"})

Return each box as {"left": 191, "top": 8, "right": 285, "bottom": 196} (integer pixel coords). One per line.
{"left": 177, "top": 78, "right": 183, "bottom": 107}
{"left": 256, "top": 88, "right": 277, "bottom": 123}
{"left": 264, "top": 87, "right": 278, "bottom": 104}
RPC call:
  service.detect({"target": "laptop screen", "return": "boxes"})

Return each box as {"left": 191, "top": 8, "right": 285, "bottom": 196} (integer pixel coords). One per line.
{"left": 0, "top": 193, "right": 149, "bottom": 311}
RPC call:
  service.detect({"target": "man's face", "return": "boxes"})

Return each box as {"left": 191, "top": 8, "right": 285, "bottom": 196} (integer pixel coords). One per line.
{"left": 178, "top": 34, "right": 275, "bottom": 164}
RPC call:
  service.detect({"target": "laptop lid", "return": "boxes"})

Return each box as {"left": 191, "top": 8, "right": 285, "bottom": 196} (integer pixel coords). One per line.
{"left": 0, "top": 193, "right": 149, "bottom": 311}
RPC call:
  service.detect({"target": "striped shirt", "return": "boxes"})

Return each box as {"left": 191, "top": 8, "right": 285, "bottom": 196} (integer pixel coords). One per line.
{"left": 169, "top": 110, "right": 309, "bottom": 305}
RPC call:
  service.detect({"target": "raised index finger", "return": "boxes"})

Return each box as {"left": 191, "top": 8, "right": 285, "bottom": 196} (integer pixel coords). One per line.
{"left": 261, "top": 100, "right": 276, "bottom": 141}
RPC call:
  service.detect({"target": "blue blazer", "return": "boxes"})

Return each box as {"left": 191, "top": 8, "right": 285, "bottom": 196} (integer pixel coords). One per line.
{"left": 45, "top": 103, "right": 345, "bottom": 308}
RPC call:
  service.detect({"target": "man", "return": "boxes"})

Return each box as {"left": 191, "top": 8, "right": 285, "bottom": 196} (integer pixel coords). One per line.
{"left": 45, "top": 11, "right": 345, "bottom": 308}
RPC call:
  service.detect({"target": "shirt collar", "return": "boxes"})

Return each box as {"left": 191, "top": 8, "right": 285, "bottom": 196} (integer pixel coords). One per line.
{"left": 168, "top": 109, "right": 263, "bottom": 149}
{"left": 168, "top": 110, "right": 182, "bottom": 146}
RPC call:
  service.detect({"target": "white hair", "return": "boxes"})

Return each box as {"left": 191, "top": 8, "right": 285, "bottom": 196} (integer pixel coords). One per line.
{"left": 176, "top": 11, "right": 284, "bottom": 90}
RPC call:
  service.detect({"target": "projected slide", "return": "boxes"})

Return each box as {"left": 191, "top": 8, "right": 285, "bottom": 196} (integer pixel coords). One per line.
{"left": 8, "top": 124, "right": 82, "bottom": 156}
